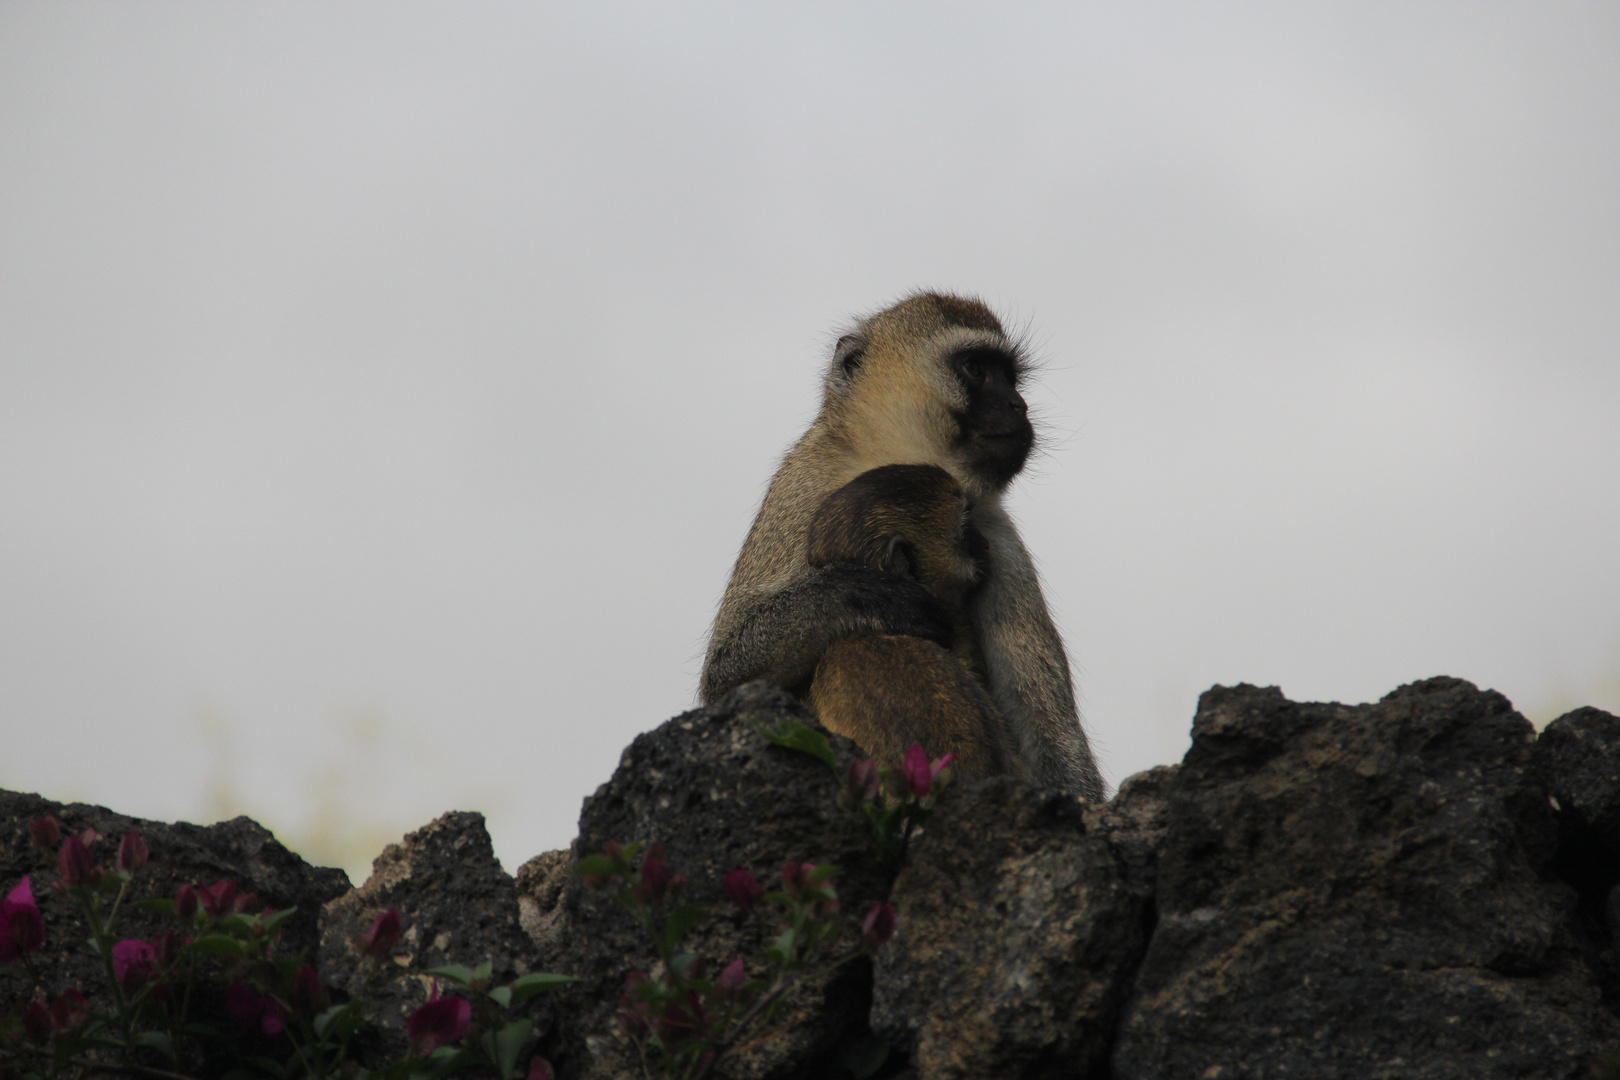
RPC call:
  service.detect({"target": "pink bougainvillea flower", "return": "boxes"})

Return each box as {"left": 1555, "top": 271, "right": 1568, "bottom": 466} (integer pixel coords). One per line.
{"left": 198, "top": 879, "right": 236, "bottom": 917}
{"left": 174, "top": 884, "right": 198, "bottom": 920}
{"left": 291, "top": 965, "right": 328, "bottom": 1013}
{"left": 115, "top": 832, "right": 149, "bottom": 876}
{"left": 407, "top": 987, "right": 472, "bottom": 1054}
{"left": 861, "top": 902, "right": 897, "bottom": 949}
{"left": 57, "top": 836, "right": 100, "bottom": 889}
{"left": 716, "top": 957, "right": 747, "bottom": 997}
{"left": 362, "top": 909, "right": 402, "bottom": 956}
{"left": 225, "top": 981, "right": 287, "bottom": 1036}
{"left": 846, "top": 758, "right": 881, "bottom": 803}
{"left": 781, "top": 861, "right": 815, "bottom": 895}
{"left": 903, "top": 744, "right": 932, "bottom": 796}
{"left": 633, "top": 845, "right": 672, "bottom": 904}
{"left": 722, "top": 869, "right": 764, "bottom": 910}
{"left": 112, "top": 939, "right": 157, "bottom": 991}
{"left": 50, "top": 991, "right": 88, "bottom": 1032}
{"left": 28, "top": 817, "right": 61, "bottom": 851}
{"left": 0, "top": 878, "right": 45, "bottom": 963}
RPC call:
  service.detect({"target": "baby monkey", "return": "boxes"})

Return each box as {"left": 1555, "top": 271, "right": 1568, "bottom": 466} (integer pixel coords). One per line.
{"left": 804, "top": 464, "right": 1028, "bottom": 780}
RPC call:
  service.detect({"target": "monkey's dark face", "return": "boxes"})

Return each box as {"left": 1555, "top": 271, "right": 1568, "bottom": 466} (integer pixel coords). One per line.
{"left": 950, "top": 347, "right": 1033, "bottom": 486}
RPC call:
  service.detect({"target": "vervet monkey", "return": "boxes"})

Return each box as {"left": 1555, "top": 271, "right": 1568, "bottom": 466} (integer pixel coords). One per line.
{"left": 702, "top": 292, "right": 1105, "bottom": 801}
{"left": 803, "top": 464, "right": 1026, "bottom": 779}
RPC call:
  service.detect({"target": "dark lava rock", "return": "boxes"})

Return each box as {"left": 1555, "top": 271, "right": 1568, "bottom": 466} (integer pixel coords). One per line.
{"left": 318, "top": 810, "right": 540, "bottom": 1062}
{"left": 531, "top": 682, "right": 895, "bottom": 1080}
{"left": 870, "top": 767, "right": 1166, "bottom": 1080}
{"left": 0, "top": 788, "right": 349, "bottom": 1017}
{"left": 1111, "top": 677, "right": 1617, "bottom": 1080}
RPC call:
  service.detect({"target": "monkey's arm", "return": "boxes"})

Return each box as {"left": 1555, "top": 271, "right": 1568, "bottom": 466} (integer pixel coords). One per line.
{"left": 972, "top": 508, "right": 1109, "bottom": 802}
{"left": 700, "top": 563, "right": 954, "bottom": 704}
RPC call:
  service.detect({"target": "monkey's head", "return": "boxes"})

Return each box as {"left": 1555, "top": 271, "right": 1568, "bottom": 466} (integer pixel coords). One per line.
{"left": 821, "top": 292, "right": 1035, "bottom": 497}
{"left": 806, "top": 464, "right": 989, "bottom": 606}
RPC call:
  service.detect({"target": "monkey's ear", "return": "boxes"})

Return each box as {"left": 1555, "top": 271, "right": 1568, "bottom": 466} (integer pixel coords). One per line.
{"left": 881, "top": 535, "right": 919, "bottom": 580}
{"left": 833, "top": 334, "right": 866, "bottom": 380}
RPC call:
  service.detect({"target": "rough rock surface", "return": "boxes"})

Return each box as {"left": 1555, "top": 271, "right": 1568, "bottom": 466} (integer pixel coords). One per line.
{"left": 0, "top": 789, "right": 349, "bottom": 1018}
{"left": 526, "top": 683, "right": 896, "bottom": 1080}
{"left": 9, "top": 677, "right": 1620, "bottom": 1080}
{"left": 870, "top": 769, "right": 1166, "bottom": 1079}
{"left": 1112, "top": 677, "right": 1618, "bottom": 1079}
{"left": 319, "top": 810, "right": 540, "bottom": 1061}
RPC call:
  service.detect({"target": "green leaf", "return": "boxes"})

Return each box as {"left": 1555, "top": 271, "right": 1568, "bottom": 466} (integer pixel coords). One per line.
{"left": 133, "top": 898, "right": 177, "bottom": 917}
{"left": 808, "top": 863, "right": 840, "bottom": 883}
{"left": 668, "top": 952, "right": 697, "bottom": 979}
{"left": 219, "top": 913, "right": 259, "bottom": 936}
{"left": 489, "top": 986, "right": 512, "bottom": 1009}
{"left": 261, "top": 907, "right": 297, "bottom": 936}
{"left": 314, "top": 1003, "right": 357, "bottom": 1038}
{"left": 190, "top": 933, "right": 248, "bottom": 957}
{"left": 661, "top": 903, "right": 707, "bottom": 952}
{"left": 426, "top": 964, "right": 477, "bottom": 987}
{"left": 509, "top": 972, "right": 581, "bottom": 1001}
{"left": 755, "top": 717, "right": 838, "bottom": 770}
{"left": 494, "top": 1019, "right": 532, "bottom": 1079}
{"left": 134, "top": 1030, "right": 175, "bottom": 1060}
{"left": 250, "top": 1054, "right": 289, "bottom": 1078}
{"left": 767, "top": 927, "right": 796, "bottom": 963}
{"left": 472, "top": 959, "right": 494, "bottom": 984}
{"left": 574, "top": 854, "right": 620, "bottom": 877}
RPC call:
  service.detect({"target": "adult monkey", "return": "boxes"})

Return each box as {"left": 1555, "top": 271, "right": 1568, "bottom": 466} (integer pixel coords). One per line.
{"left": 700, "top": 292, "right": 1106, "bottom": 801}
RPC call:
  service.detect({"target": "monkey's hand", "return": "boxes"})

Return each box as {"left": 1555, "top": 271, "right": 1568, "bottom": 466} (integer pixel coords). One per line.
{"left": 701, "top": 563, "right": 954, "bottom": 701}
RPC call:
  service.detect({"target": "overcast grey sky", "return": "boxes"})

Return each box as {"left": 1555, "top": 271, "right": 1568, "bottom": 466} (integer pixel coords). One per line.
{"left": 3, "top": 2, "right": 1617, "bottom": 878}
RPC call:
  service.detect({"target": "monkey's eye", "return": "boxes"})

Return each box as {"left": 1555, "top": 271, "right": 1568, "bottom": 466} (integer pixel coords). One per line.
{"left": 960, "top": 358, "right": 983, "bottom": 380}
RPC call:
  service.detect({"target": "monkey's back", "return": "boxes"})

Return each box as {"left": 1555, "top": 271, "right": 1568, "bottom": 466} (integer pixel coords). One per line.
{"left": 806, "top": 634, "right": 1022, "bottom": 780}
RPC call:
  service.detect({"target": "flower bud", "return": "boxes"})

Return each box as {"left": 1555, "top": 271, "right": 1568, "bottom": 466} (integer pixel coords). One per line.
{"left": 0, "top": 878, "right": 45, "bottom": 962}
{"left": 198, "top": 879, "right": 236, "bottom": 917}
{"left": 527, "top": 1056, "right": 555, "bottom": 1080}
{"left": 634, "top": 850, "right": 672, "bottom": 904}
{"left": 363, "top": 909, "right": 402, "bottom": 957}
{"left": 116, "top": 831, "right": 149, "bottom": 876}
{"left": 781, "top": 861, "right": 815, "bottom": 894}
{"left": 292, "top": 965, "right": 328, "bottom": 1012}
{"left": 722, "top": 869, "right": 764, "bottom": 910}
{"left": 112, "top": 939, "right": 158, "bottom": 991}
{"left": 862, "top": 902, "right": 897, "bottom": 949}
{"left": 57, "top": 836, "right": 99, "bottom": 888}
{"left": 175, "top": 885, "right": 198, "bottom": 920}
{"left": 716, "top": 957, "right": 747, "bottom": 997}
{"left": 407, "top": 990, "right": 472, "bottom": 1054}
{"left": 49, "top": 991, "right": 88, "bottom": 1032}
{"left": 846, "top": 759, "right": 881, "bottom": 804}
{"left": 153, "top": 930, "right": 188, "bottom": 968}
{"left": 28, "top": 817, "right": 61, "bottom": 852}
{"left": 903, "top": 744, "right": 933, "bottom": 797}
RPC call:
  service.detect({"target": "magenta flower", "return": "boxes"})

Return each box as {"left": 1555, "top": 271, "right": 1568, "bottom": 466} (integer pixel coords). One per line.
{"left": 722, "top": 869, "right": 764, "bottom": 910}
{"left": 0, "top": 878, "right": 45, "bottom": 963}
{"left": 634, "top": 846, "right": 673, "bottom": 904}
{"left": 903, "top": 744, "right": 933, "bottom": 796}
{"left": 49, "top": 991, "right": 88, "bottom": 1032}
{"left": 846, "top": 758, "right": 881, "bottom": 803}
{"left": 28, "top": 816, "right": 61, "bottom": 851}
{"left": 174, "top": 884, "right": 198, "bottom": 920}
{"left": 716, "top": 957, "right": 747, "bottom": 997}
{"left": 112, "top": 939, "right": 157, "bottom": 991}
{"left": 292, "top": 965, "right": 328, "bottom": 1012}
{"left": 781, "top": 861, "right": 815, "bottom": 895}
{"left": 198, "top": 879, "right": 236, "bottom": 917}
{"left": 902, "top": 744, "right": 957, "bottom": 797}
{"left": 362, "top": 909, "right": 402, "bottom": 956}
{"left": 527, "top": 1057, "right": 555, "bottom": 1080}
{"left": 407, "top": 988, "right": 472, "bottom": 1054}
{"left": 116, "top": 832, "right": 149, "bottom": 875}
{"left": 153, "top": 930, "right": 188, "bottom": 968}
{"left": 862, "top": 902, "right": 897, "bottom": 949}
{"left": 226, "top": 981, "right": 287, "bottom": 1036}
{"left": 57, "top": 836, "right": 99, "bottom": 889}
